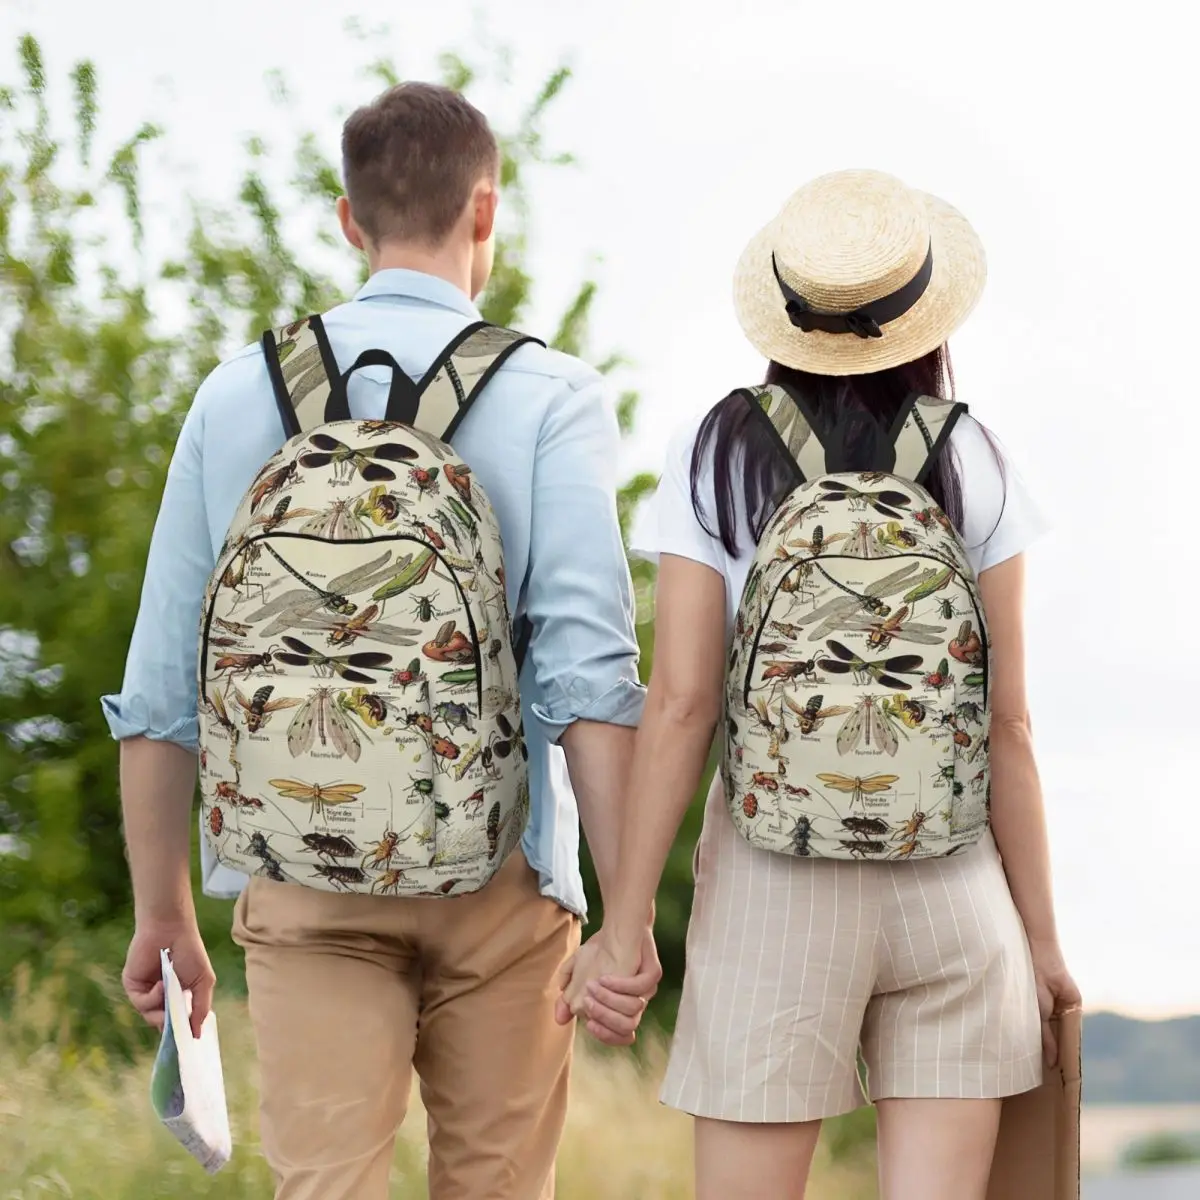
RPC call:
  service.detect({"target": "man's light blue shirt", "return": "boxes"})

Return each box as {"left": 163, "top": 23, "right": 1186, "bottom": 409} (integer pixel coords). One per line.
{"left": 101, "top": 269, "right": 645, "bottom": 917}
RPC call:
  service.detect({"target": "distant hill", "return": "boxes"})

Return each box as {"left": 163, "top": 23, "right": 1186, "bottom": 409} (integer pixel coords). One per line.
{"left": 1085, "top": 1013, "right": 1200, "bottom": 1104}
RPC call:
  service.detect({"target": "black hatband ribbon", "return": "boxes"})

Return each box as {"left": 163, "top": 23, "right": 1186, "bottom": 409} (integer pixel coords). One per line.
{"left": 771, "top": 243, "right": 934, "bottom": 339}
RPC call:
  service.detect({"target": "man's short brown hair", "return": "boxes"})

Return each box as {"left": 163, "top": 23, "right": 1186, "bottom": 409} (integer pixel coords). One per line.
{"left": 341, "top": 82, "right": 499, "bottom": 246}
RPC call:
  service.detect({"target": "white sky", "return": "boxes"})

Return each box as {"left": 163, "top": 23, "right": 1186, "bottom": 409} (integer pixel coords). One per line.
{"left": 3, "top": 0, "right": 1197, "bottom": 1017}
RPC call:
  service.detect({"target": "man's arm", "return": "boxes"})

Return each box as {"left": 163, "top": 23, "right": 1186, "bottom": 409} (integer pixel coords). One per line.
{"left": 102, "top": 397, "right": 218, "bottom": 1037}
{"left": 523, "top": 372, "right": 646, "bottom": 912}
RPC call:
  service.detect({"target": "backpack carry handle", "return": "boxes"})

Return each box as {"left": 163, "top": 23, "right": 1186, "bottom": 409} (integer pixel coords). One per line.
{"left": 745, "top": 383, "right": 967, "bottom": 485}
{"left": 324, "top": 349, "right": 422, "bottom": 426}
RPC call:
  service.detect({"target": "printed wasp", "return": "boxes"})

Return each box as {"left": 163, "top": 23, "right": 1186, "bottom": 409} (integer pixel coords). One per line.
{"left": 250, "top": 495, "right": 318, "bottom": 535}
{"left": 787, "top": 524, "right": 847, "bottom": 556}
{"left": 210, "top": 647, "right": 282, "bottom": 682}
{"left": 761, "top": 655, "right": 821, "bottom": 683}
{"left": 784, "top": 693, "right": 852, "bottom": 735}
{"left": 232, "top": 683, "right": 301, "bottom": 733}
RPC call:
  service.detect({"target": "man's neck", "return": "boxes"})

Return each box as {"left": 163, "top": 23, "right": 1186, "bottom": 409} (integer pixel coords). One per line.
{"left": 367, "top": 242, "right": 473, "bottom": 300}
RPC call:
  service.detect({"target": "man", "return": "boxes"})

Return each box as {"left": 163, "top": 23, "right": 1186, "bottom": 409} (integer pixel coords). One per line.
{"left": 104, "top": 82, "right": 659, "bottom": 1200}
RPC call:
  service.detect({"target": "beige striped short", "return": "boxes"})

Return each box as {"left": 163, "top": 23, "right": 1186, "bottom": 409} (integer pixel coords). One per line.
{"left": 661, "top": 777, "right": 1043, "bottom": 1123}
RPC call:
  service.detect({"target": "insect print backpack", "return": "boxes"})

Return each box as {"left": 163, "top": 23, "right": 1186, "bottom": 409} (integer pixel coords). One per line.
{"left": 197, "top": 315, "right": 540, "bottom": 897}
{"left": 723, "top": 384, "right": 991, "bottom": 862}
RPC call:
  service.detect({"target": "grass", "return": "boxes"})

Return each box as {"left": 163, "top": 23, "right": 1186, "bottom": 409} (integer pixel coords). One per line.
{"left": 0, "top": 965, "right": 879, "bottom": 1199}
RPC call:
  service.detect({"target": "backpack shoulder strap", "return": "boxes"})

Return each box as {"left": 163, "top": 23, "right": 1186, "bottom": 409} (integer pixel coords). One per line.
{"left": 889, "top": 394, "right": 968, "bottom": 485}
{"left": 262, "top": 315, "right": 340, "bottom": 438}
{"left": 741, "top": 383, "right": 828, "bottom": 484}
{"left": 409, "top": 322, "right": 544, "bottom": 441}
{"left": 262, "top": 317, "right": 543, "bottom": 441}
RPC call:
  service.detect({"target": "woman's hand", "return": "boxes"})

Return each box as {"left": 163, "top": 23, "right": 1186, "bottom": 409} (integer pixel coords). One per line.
{"left": 555, "top": 926, "right": 659, "bottom": 1046}
{"left": 1029, "top": 938, "right": 1081, "bottom": 1066}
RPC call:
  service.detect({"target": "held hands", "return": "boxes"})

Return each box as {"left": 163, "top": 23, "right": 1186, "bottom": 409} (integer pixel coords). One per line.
{"left": 122, "top": 918, "right": 215, "bottom": 1040}
{"left": 555, "top": 925, "right": 661, "bottom": 1047}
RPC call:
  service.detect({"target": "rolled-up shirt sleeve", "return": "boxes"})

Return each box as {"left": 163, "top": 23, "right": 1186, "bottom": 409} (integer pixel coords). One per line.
{"left": 100, "top": 394, "right": 215, "bottom": 751}
{"left": 524, "top": 374, "right": 646, "bottom": 741}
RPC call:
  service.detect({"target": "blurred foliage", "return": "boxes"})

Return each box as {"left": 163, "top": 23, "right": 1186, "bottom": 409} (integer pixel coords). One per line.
{"left": 1121, "top": 1131, "right": 1200, "bottom": 1168}
{"left": 0, "top": 30, "right": 714, "bottom": 1047}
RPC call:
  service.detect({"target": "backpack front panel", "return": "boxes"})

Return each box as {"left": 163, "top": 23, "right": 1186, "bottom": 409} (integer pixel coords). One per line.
{"left": 197, "top": 419, "right": 528, "bottom": 897}
{"left": 723, "top": 470, "right": 990, "bottom": 862}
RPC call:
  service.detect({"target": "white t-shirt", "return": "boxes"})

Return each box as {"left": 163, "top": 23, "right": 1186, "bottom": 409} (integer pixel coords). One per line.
{"left": 632, "top": 409, "right": 1047, "bottom": 630}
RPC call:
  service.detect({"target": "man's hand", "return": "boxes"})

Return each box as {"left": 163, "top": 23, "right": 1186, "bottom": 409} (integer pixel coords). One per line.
{"left": 555, "top": 925, "right": 660, "bottom": 1046}
{"left": 123, "top": 919, "right": 215, "bottom": 1040}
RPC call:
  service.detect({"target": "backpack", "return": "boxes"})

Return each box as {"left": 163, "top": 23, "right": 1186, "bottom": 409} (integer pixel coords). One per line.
{"left": 197, "top": 314, "right": 541, "bottom": 897}
{"left": 723, "top": 384, "right": 990, "bottom": 862}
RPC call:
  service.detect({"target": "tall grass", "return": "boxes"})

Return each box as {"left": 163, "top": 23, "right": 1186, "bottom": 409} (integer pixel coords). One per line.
{"left": 0, "top": 965, "right": 878, "bottom": 1198}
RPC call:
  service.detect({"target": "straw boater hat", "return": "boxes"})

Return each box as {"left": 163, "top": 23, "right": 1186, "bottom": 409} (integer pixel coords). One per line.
{"left": 733, "top": 169, "right": 986, "bottom": 376}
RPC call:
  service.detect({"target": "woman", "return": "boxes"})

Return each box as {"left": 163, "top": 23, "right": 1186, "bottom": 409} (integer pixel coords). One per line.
{"left": 562, "top": 170, "right": 1080, "bottom": 1199}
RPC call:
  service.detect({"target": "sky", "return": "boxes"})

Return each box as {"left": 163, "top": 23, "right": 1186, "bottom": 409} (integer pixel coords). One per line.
{"left": 2, "top": 0, "right": 1196, "bottom": 1017}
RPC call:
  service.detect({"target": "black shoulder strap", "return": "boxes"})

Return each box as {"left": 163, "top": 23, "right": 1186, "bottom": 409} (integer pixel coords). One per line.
{"left": 262, "top": 315, "right": 341, "bottom": 438}
{"left": 409, "top": 322, "right": 543, "bottom": 441}
{"left": 889, "top": 394, "right": 968, "bottom": 485}
{"left": 740, "top": 382, "right": 829, "bottom": 483}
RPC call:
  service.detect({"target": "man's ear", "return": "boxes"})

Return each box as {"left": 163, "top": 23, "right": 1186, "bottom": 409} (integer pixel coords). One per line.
{"left": 473, "top": 180, "right": 498, "bottom": 245}
{"left": 337, "top": 196, "right": 367, "bottom": 251}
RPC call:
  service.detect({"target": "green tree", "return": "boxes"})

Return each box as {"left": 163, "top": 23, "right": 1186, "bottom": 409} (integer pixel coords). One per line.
{"left": 1, "top": 31, "right": 709, "bottom": 1049}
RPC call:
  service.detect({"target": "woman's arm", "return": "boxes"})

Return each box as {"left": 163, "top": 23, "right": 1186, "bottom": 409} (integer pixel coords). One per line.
{"left": 980, "top": 553, "right": 1081, "bottom": 1061}
{"left": 978, "top": 554, "right": 1056, "bottom": 938}
{"left": 560, "top": 553, "right": 727, "bottom": 1010}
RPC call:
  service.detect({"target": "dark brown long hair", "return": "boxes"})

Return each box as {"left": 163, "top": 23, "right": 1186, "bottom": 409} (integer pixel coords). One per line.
{"left": 690, "top": 344, "right": 1003, "bottom": 556}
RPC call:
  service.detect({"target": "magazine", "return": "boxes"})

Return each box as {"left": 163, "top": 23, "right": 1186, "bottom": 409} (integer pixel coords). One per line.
{"left": 149, "top": 948, "right": 232, "bottom": 1174}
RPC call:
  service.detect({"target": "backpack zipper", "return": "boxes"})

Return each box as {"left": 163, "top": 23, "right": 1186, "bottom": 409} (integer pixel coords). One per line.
{"left": 741, "top": 552, "right": 988, "bottom": 709}
{"left": 201, "top": 530, "right": 484, "bottom": 712}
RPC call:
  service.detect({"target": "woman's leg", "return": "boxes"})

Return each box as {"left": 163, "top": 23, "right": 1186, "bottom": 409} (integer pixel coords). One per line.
{"left": 876, "top": 1098, "right": 1001, "bottom": 1200}
{"left": 694, "top": 1117, "right": 823, "bottom": 1200}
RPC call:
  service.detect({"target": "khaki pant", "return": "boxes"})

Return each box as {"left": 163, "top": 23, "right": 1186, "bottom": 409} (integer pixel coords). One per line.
{"left": 232, "top": 850, "right": 581, "bottom": 1200}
